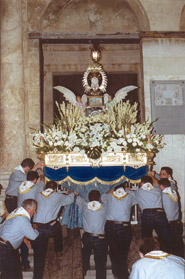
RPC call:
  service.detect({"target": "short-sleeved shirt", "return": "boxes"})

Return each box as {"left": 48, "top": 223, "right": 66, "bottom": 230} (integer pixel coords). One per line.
{"left": 131, "top": 253, "right": 185, "bottom": 279}
{"left": 134, "top": 186, "right": 162, "bottom": 212}
{"left": 6, "top": 166, "right": 27, "bottom": 197}
{"left": 0, "top": 208, "right": 39, "bottom": 249}
{"left": 76, "top": 196, "right": 106, "bottom": 234}
{"left": 162, "top": 191, "right": 179, "bottom": 221}
{"left": 101, "top": 191, "right": 137, "bottom": 222}
{"left": 33, "top": 190, "right": 74, "bottom": 224}
{"left": 17, "top": 181, "right": 45, "bottom": 207}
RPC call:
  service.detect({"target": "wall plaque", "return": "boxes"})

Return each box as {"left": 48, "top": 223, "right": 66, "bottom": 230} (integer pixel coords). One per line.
{"left": 150, "top": 80, "right": 185, "bottom": 134}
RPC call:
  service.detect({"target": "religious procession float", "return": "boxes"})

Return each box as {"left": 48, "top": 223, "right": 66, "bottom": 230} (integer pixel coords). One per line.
{"left": 31, "top": 48, "right": 165, "bottom": 227}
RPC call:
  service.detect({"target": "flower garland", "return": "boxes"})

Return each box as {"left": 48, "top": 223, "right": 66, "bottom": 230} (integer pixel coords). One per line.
{"left": 31, "top": 100, "right": 165, "bottom": 158}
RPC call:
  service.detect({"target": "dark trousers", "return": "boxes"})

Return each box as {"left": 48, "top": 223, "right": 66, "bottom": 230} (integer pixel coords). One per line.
{"left": 82, "top": 233, "right": 107, "bottom": 279}
{"left": 0, "top": 242, "right": 22, "bottom": 279}
{"left": 32, "top": 221, "right": 62, "bottom": 279}
{"left": 141, "top": 209, "right": 172, "bottom": 253}
{"left": 20, "top": 242, "right": 30, "bottom": 268}
{"left": 4, "top": 196, "right": 17, "bottom": 214}
{"left": 105, "top": 222, "right": 131, "bottom": 279}
{"left": 169, "top": 220, "right": 184, "bottom": 258}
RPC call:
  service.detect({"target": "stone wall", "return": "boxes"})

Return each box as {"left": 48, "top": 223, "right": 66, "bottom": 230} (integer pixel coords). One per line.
{"left": 142, "top": 37, "right": 185, "bottom": 221}
{"left": 0, "top": 0, "right": 185, "bottom": 222}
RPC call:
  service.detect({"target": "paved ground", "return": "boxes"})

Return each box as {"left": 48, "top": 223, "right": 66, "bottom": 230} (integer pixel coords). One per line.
{"left": 23, "top": 224, "right": 184, "bottom": 279}
{"left": 23, "top": 228, "right": 83, "bottom": 279}
{"left": 23, "top": 225, "right": 142, "bottom": 279}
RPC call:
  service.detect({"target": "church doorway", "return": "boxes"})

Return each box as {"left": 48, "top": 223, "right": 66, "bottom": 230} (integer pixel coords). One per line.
{"left": 53, "top": 73, "right": 138, "bottom": 121}
{"left": 41, "top": 39, "right": 143, "bottom": 125}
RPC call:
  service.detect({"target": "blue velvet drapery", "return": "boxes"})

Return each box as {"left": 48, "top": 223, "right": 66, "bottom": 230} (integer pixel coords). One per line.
{"left": 44, "top": 165, "right": 148, "bottom": 228}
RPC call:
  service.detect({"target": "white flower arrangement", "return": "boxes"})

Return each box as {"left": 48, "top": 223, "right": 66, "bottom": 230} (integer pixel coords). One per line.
{"left": 31, "top": 100, "right": 165, "bottom": 159}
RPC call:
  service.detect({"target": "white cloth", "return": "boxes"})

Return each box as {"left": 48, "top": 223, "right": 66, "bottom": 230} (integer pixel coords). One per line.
{"left": 7, "top": 206, "right": 30, "bottom": 220}
{"left": 14, "top": 165, "right": 25, "bottom": 174}
{"left": 163, "top": 187, "right": 177, "bottom": 202}
{"left": 40, "top": 188, "right": 54, "bottom": 197}
{"left": 0, "top": 201, "right": 6, "bottom": 216}
{"left": 131, "top": 251, "right": 185, "bottom": 279}
{"left": 141, "top": 183, "right": 154, "bottom": 191}
{"left": 19, "top": 181, "right": 34, "bottom": 194}
{"left": 112, "top": 187, "right": 128, "bottom": 199}
{"left": 87, "top": 201, "right": 102, "bottom": 211}
{"left": 145, "top": 250, "right": 170, "bottom": 259}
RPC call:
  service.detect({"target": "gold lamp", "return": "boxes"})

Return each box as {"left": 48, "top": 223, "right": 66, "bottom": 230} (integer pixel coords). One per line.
{"left": 90, "top": 45, "right": 101, "bottom": 62}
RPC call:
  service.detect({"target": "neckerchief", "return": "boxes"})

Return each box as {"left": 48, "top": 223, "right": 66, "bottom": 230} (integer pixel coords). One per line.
{"left": 112, "top": 187, "right": 128, "bottom": 200}
{"left": 19, "top": 181, "right": 34, "bottom": 194}
{"left": 87, "top": 201, "right": 102, "bottom": 211}
{"left": 163, "top": 187, "right": 177, "bottom": 202}
{"left": 168, "top": 177, "right": 176, "bottom": 184}
{"left": 14, "top": 165, "right": 25, "bottom": 174}
{"left": 7, "top": 207, "right": 30, "bottom": 220}
{"left": 40, "top": 188, "right": 54, "bottom": 198}
{"left": 144, "top": 250, "right": 171, "bottom": 259}
{"left": 141, "top": 182, "right": 154, "bottom": 191}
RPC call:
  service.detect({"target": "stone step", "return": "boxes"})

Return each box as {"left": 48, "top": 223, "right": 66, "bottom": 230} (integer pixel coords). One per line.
{"left": 85, "top": 269, "right": 114, "bottom": 279}
{"left": 22, "top": 250, "right": 34, "bottom": 279}
{"left": 23, "top": 250, "right": 114, "bottom": 279}
{"left": 85, "top": 254, "right": 114, "bottom": 279}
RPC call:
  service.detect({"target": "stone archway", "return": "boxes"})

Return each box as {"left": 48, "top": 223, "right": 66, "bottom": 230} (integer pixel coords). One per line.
{"left": 27, "top": 0, "right": 150, "bottom": 157}
{"left": 41, "top": 0, "right": 150, "bottom": 32}
{"left": 180, "top": 4, "right": 185, "bottom": 31}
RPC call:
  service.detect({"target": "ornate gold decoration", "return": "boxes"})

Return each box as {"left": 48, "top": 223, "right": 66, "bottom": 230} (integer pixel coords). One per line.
{"left": 82, "top": 63, "right": 107, "bottom": 95}
{"left": 44, "top": 152, "right": 147, "bottom": 169}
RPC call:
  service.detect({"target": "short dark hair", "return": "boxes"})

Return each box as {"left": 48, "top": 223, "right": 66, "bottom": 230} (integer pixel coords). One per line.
{"left": 161, "top": 167, "right": 173, "bottom": 176}
{"left": 114, "top": 182, "right": 126, "bottom": 191}
{"left": 21, "top": 199, "right": 37, "bottom": 210}
{"left": 21, "top": 158, "right": 35, "bottom": 169}
{"left": 158, "top": 178, "right": 171, "bottom": 188}
{"left": 138, "top": 238, "right": 160, "bottom": 255}
{"left": 46, "top": 181, "right": 57, "bottom": 190}
{"left": 27, "top": 171, "right": 39, "bottom": 182}
{"left": 88, "top": 190, "right": 100, "bottom": 201}
{"left": 141, "top": 175, "right": 153, "bottom": 184}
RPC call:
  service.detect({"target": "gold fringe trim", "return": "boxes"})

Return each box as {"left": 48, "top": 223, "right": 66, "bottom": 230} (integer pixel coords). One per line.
{"left": 45, "top": 174, "right": 141, "bottom": 185}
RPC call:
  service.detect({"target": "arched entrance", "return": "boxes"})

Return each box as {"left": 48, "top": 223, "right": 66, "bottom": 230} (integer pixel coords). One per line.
{"left": 27, "top": 0, "right": 150, "bottom": 149}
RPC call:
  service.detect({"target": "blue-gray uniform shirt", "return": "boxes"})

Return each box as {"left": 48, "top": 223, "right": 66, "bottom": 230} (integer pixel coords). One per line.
{"left": 133, "top": 186, "right": 162, "bottom": 212}
{"left": 6, "top": 168, "right": 27, "bottom": 197}
{"left": 162, "top": 191, "right": 179, "bottom": 221}
{"left": 0, "top": 213, "right": 39, "bottom": 249}
{"left": 17, "top": 181, "right": 45, "bottom": 207}
{"left": 33, "top": 191, "right": 74, "bottom": 224}
{"left": 130, "top": 253, "right": 185, "bottom": 279}
{"left": 101, "top": 191, "right": 137, "bottom": 222}
{"left": 76, "top": 196, "right": 106, "bottom": 234}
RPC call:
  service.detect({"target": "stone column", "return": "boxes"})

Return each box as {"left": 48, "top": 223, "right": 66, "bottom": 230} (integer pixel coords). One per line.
{"left": 0, "top": 0, "right": 25, "bottom": 171}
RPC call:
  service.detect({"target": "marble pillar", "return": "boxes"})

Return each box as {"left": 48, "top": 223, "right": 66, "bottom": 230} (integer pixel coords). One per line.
{"left": 0, "top": 0, "right": 25, "bottom": 171}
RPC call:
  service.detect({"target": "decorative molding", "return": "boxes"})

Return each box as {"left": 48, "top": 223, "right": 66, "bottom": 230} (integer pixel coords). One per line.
{"left": 44, "top": 152, "right": 148, "bottom": 169}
